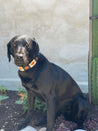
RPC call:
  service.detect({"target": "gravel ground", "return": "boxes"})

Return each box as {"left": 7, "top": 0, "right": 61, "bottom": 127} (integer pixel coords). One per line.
{"left": 0, "top": 91, "right": 98, "bottom": 131}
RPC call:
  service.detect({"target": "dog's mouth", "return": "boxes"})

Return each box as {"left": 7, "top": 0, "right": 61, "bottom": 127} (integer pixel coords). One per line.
{"left": 15, "top": 57, "right": 24, "bottom": 67}
{"left": 14, "top": 55, "right": 29, "bottom": 67}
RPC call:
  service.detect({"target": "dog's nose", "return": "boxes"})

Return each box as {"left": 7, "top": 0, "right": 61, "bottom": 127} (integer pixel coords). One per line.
{"left": 16, "top": 54, "right": 23, "bottom": 59}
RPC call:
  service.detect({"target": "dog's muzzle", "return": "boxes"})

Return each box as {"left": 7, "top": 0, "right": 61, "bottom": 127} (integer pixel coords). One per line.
{"left": 15, "top": 54, "right": 25, "bottom": 67}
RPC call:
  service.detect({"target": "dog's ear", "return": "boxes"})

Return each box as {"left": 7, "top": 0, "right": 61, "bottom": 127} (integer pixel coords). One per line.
{"left": 7, "top": 42, "right": 11, "bottom": 62}
{"left": 7, "top": 36, "right": 18, "bottom": 62}
{"left": 32, "top": 38, "right": 39, "bottom": 58}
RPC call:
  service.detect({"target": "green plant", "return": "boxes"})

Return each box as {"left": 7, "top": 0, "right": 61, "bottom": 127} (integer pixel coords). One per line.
{"left": 18, "top": 87, "right": 27, "bottom": 94}
{"left": 0, "top": 85, "right": 9, "bottom": 104}
{"left": 0, "top": 95, "right": 9, "bottom": 104}
{"left": 15, "top": 87, "right": 28, "bottom": 112}
{"left": 0, "top": 85, "right": 7, "bottom": 95}
{"left": 92, "top": 0, "right": 98, "bottom": 58}
{"left": 89, "top": 0, "right": 98, "bottom": 105}
{"left": 91, "top": 58, "right": 98, "bottom": 104}
{"left": 34, "top": 97, "right": 46, "bottom": 112}
{"left": 16, "top": 87, "right": 46, "bottom": 112}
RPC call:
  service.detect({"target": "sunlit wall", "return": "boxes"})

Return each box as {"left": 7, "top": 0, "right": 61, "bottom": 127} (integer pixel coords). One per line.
{"left": 0, "top": 0, "right": 89, "bottom": 92}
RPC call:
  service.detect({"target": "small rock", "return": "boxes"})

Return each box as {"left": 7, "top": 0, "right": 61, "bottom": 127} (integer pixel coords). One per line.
{"left": 59, "top": 122, "right": 65, "bottom": 128}
{"left": 39, "top": 127, "right": 46, "bottom": 131}
{"left": 0, "top": 129, "right": 5, "bottom": 131}
{"left": 4, "top": 122, "right": 8, "bottom": 125}
{"left": 75, "top": 129, "right": 86, "bottom": 131}
{"left": 20, "top": 126, "right": 37, "bottom": 131}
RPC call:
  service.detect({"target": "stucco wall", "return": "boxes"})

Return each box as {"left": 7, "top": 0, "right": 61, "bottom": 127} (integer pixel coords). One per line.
{"left": 0, "top": 0, "right": 89, "bottom": 92}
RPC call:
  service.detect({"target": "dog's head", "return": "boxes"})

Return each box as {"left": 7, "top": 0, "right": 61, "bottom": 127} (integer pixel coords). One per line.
{"left": 7, "top": 35, "right": 39, "bottom": 68}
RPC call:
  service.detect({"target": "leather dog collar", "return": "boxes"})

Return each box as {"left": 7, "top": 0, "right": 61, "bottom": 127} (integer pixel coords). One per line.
{"left": 18, "top": 57, "right": 38, "bottom": 71}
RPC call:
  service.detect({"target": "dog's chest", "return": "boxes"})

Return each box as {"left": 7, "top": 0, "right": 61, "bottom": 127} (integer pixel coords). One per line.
{"left": 19, "top": 72, "right": 41, "bottom": 93}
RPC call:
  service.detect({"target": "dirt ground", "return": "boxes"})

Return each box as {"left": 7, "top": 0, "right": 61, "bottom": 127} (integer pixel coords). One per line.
{"left": 0, "top": 91, "right": 98, "bottom": 131}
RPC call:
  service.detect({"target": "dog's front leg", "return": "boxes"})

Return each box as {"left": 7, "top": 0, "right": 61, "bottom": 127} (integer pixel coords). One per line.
{"left": 46, "top": 94, "right": 55, "bottom": 131}
{"left": 21, "top": 81, "right": 35, "bottom": 115}
{"left": 27, "top": 89, "right": 35, "bottom": 115}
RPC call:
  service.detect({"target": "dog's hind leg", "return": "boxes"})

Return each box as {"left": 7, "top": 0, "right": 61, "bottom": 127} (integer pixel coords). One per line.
{"left": 73, "top": 95, "right": 89, "bottom": 128}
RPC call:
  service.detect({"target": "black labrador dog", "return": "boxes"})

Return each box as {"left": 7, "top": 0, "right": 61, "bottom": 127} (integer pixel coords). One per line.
{"left": 7, "top": 35, "right": 88, "bottom": 131}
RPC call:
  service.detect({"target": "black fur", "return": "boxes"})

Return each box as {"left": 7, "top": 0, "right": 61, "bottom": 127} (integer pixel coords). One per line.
{"left": 7, "top": 35, "right": 89, "bottom": 131}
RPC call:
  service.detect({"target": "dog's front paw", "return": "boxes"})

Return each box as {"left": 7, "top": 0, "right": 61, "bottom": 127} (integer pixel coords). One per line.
{"left": 17, "top": 115, "right": 32, "bottom": 130}
{"left": 17, "top": 123, "right": 26, "bottom": 130}
{"left": 46, "top": 127, "right": 52, "bottom": 131}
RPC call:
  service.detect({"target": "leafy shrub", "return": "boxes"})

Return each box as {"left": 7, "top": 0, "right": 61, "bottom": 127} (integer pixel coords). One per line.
{"left": 34, "top": 97, "right": 46, "bottom": 112}
{"left": 16, "top": 87, "right": 46, "bottom": 113}
{"left": 0, "top": 85, "right": 7, "bottom": 95}
{"left": 0, "top": 85, "right": 9, "bottom": 104}
{"left": 15, "top": 87, "right": 28, "bottom": 112}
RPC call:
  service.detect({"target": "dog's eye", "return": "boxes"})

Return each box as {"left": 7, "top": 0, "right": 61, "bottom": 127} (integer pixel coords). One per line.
{"left": 25, "top": 44, "right": 29, "bottom": 47}
{"left": 13, "top": 43, "right": 16, "bottom": 47}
